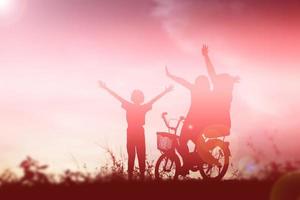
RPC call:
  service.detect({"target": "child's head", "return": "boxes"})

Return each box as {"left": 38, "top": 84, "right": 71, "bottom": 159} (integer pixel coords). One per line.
{"left": 195, "top": 75, "right": 210, "bottom": 91}
{"left": 131, "top": 89, "right": 144, "bottom": 104}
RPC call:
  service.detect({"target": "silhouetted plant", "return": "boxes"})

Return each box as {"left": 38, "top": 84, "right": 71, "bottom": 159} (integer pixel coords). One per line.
{"left": 240, "top": 135, "right": 300, "bottom": 180}
{"left": 19, "top": 156, "right": 51, "bottom": 185}
{"left": 0, "top": 150, "right": 299, "bottom": 188}
{"left": 0, "top": 169, "right": 18, "bottom": 186}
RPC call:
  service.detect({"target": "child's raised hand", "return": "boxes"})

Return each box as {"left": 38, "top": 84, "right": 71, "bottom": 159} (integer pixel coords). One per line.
{"left": 98, "top": 80, "right": 107, "bottom": 89}
{"left": 202, "top": 44, "right": 209, "bottom": 56}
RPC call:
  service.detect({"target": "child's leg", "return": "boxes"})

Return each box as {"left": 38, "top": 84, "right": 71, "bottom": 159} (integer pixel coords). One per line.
{"left": 127, "top": 132, "right": 136, "bottom": 180}
{"left": 179, "top": 123, "right": 193, "bottom": 166}
{"left": 136, "top": 128, "right": 146, "bottom": 180}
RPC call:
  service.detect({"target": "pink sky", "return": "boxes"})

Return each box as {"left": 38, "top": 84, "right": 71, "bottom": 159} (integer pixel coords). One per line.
{"left": 0, "top": 0, "right": 300, "bottom": 174}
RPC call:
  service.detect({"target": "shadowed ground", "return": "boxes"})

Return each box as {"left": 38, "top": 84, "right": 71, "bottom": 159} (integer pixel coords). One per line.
{"left": 0, "top": 180, "right": 275, "bottom": 200}
{"left": 1, "top": 157, "right": 299, "bottom": 200}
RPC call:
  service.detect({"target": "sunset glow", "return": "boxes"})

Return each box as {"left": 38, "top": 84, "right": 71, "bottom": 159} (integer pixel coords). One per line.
{"left": 0, "top": 0, "right": 300, "bottom": 175}
{"left": 0, "top": 0, "right": 13, "bottom": 13}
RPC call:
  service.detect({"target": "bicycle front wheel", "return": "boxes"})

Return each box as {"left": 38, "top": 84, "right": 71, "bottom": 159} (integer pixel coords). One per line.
{"left": 155, "top": 153, "right": 181, "bottom": 181}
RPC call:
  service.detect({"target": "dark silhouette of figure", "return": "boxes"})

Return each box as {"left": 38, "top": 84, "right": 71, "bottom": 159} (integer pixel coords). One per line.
{"left": 165, "top": 45, "right": 239, "bottom": 173}
{"left": 201, "top": 45, "right": 239, "bottom": 137}
{"left": 99, "top": 81, "right": 173, "bottom": 180}
{"left": 165, "top": 67, "right": 218, "bottom": 172}
{"left": 194, "top": 45, "right": 239, "bottom": 167}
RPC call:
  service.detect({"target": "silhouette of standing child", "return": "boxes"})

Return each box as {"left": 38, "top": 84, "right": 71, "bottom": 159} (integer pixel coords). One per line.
{"left": 99, "top": 81, "right": 173, "bottom": 180}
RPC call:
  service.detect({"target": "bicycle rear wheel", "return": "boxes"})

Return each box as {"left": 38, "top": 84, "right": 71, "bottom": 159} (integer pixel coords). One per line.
{"left": 199, "top": 141, "right": 229, "bottom": 181}
{"left": 155, "top": 153, "right": 180, "bottom": 180}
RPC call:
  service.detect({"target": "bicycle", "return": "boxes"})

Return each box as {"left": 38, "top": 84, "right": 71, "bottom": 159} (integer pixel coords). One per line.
{"left": 154, "top": 112, "right": 231, "bottom": 181}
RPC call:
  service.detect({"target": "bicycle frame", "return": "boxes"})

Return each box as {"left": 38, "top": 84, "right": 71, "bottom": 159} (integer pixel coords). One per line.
{"left": 156, "top": 112, "right": 231, "bottom": 180}
{"left": 160, "top": 112, "right": 231, "bottom": 163}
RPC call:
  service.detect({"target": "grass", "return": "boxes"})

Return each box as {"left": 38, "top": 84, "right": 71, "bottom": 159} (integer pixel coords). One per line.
{"left": 0, "top": 179, "right": 276, "bottom": 200}
{"left": 0, "top": 139, "right": 299, "bottom": 200}
{"left": 0, "top": 155, "right": 299, "bottom": 200}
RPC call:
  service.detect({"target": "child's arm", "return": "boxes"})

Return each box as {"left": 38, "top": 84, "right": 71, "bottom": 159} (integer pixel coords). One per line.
{"left": 98, "top": 81, "right": 127, "bottom": 104}
{"left": 147, "top": 85, "right": 173, "bottom": 105}
{"left": 166, "top": 67, "right": 193, "bottom": 89}
{"left": 202, "top": 44, "right": 217, "bottom": 84}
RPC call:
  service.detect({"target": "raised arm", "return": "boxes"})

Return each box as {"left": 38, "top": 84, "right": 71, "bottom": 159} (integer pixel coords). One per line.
{"left": 98, "top": 81, "right": 127, "bottom": 104}
{"left": 165, "top": 67, "right": 193, "bottom": 89}
{"left": 202, "top": 45, "right": 217, "bottom": 83}
{"left": 147, "top": 85, "right": 173, "bottom": 105}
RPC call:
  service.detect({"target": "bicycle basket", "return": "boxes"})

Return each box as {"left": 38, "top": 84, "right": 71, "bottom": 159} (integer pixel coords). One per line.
{"left": 156, "top": 132, "right": 178, "bottom": 152}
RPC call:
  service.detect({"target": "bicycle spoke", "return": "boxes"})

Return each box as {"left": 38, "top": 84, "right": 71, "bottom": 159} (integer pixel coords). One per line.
{"left": 157, "top": 155, "right": 178, "bottom": 180}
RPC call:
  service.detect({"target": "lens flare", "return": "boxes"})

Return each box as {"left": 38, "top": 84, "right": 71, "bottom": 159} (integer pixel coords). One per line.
{"left": 0, "top": 0, "right": 13, "bottom": 14}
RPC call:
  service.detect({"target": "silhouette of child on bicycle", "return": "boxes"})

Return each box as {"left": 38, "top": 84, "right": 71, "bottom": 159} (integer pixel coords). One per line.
{"left": 165, "top": 45, "right": 239, "bottom": 175}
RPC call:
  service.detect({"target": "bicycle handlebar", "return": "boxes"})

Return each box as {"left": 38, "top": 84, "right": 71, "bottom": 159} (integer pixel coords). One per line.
{"left": 162, "top": 112, "right": 173, "bottom": 130}
{"left": 161, "top": 112, "right": 185, "bottom": 134}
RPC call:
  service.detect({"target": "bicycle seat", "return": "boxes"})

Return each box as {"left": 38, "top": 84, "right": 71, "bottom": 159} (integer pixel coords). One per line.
{"left": 203, "top": 125, "right": 230, "bottom": 138}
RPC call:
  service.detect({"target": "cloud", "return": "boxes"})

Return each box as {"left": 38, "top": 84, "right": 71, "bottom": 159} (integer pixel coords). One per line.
{"left": 152, "top": 0, "right": 300, "bottom": 56}
{"left": 151, "top": 0, "right": 245, "bottom": 53}
{"left": 151, "top": 0, "right": 300, "bottom": 159}
{"left": 151, "top": 0, "right": 199, "bottom": 54}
